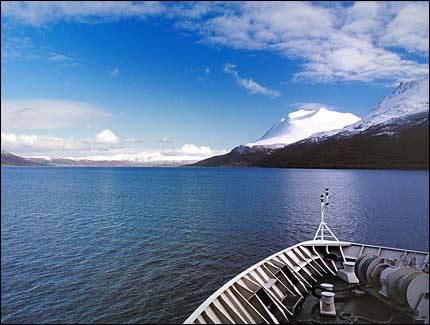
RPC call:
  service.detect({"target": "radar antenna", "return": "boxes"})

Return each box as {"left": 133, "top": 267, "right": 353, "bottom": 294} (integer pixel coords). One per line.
{"left": 313, "top": 188, "right": 339, "bottom": 241}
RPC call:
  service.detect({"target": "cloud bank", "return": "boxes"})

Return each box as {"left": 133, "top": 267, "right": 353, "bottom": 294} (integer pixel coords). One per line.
{"left": 2, "top": 1, "right": 427, "bottom": 84}
{"left": 75, "top": 144, "right": 226, "bottom": 164}
{"left": 0, "top": 1, "right": 165, "bottom": 26}
{"left": 1, "top": 131, "right": 226, "bottom": 164}
{"left": 1, "top": 99, "right": 113, "bottom": 131}
{"left": 1, "top": 131, "right": 81, "bottom": 151}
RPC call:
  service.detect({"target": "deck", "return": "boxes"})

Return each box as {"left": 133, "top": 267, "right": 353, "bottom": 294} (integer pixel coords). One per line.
{"left": 291, "top": 274, "right": 416, "bottom": 324}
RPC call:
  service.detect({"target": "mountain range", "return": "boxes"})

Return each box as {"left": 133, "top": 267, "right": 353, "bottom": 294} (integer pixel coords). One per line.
{"left": 194, "top": 78, "right": 429, "bottom": 169}
{"left": 1, "top": 150, "right": 44, "bottom": 166}
{"left": 0, "top": 150, "right": 183, "bottom": 167}
{"left": 2, "top": 79, "right": 428, "bottom": 169}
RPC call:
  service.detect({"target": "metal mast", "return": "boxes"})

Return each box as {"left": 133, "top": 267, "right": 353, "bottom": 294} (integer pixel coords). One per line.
{"left": 313, "top": 188, "right": 339, "bottom": 241}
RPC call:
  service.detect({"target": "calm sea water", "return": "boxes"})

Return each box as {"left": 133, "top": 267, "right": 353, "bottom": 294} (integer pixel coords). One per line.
{"left": 1, "top": 167, "right": 429, "bottom": 324}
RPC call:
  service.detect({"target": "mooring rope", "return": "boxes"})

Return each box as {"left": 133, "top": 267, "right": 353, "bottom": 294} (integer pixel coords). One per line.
{"left": 330, "top": 170, "right": 373, "bottom": 198}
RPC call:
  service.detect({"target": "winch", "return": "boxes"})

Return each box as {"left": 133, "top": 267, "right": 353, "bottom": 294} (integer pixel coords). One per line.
{"left": 354, "top": 253, "right": 429, "bottom": 321}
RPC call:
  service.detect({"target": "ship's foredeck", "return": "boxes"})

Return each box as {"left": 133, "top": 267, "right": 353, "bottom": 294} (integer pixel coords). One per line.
{"left": 291, "top": 274, "right": 414, "bottom": 324}
{"left": 185, "top": 189, "right": 429, "bottom": 324}
{"left": 184, "top": 240, "right": 429, "bottom": 324}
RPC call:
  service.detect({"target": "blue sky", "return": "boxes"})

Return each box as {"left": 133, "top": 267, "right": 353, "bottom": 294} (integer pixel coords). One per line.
{"left": 1, "top": 1, "right": 429, "bottom": 163}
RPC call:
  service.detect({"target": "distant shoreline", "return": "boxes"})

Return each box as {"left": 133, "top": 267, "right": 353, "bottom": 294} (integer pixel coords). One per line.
{"left": 2, "top": 164, "right": 429, "bottom": 171}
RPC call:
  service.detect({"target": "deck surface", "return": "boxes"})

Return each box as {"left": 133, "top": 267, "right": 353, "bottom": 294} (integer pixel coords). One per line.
{"left": 290, "top": 275, "right": 416, "bottom": 324}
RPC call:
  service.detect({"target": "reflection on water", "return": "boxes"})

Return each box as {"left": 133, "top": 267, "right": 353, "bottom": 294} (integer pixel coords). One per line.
{"left": 1, "top": 167, "right": 428, "bottom": 324}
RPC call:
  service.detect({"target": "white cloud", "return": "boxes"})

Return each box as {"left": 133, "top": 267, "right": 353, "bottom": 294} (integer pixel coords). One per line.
{"left": 224, "top": 63, "right": 280, "bottom": 97}
{"left": 158, "top": 137, "right": 172, "bottom": 143}
{"left": 110, "top": 67, "right": 120, "bottom": 77}
{"left": 379, "top": 2, "right": 429, "bottom": 54}
{"left": 124, "top": 137, "right": 145, "bottom": 144}
{"left": 1, "top": 131, "right": 81, "bottom": 151}
{"left": 1, "top": 34, "right": 41, "bottom": 60}
{"left": 1, "top": 129, "right": 120, "bottom": 154}
{"left": 76, "top": 144, "right": 226, "bottom": 164}
{"left": 0, "top": 1, "right": 165, "bottom": 26}
{"left": 289, "top": 32, "right": 428, "bottom": 83}
{"left": 201, "top": 2, "right": 335, "bottom": 49}
{"left": 1, "top": 99, "right": 113, "bottom": 131}
{"left": 204, "top": 67, "right": 211, "bottom": 74}
{"left": 180, "top": 2, "right": 429, "bottom": 84}
{"left": 95, "top": 129, "right": 119, "bottom": 144}
{"left": 2, "top": 2, "right": 428, "bottom": 84}
{"left": 177, "top": 143, "right": 212, "bottom": 156}
{"left": 1, "top": 129, "right": 226, "bottom": 164}
{"left": 342, "top": 2, "right": 386, "bottom": 35}
{"left": 49, "top": 52, "right": 72, "bottom": 62}
{"left": 48, "top": 52, "right": 79, "bottom": 67}
{"left": 1, "top": 31, "right": 76, "bottom": 64}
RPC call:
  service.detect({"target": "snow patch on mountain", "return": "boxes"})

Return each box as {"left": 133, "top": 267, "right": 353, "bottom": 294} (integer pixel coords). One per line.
{"left": 346, "top": 78, "right": 429, "bottom": 133}
{"left": 306, "top": 78, "right": 429, "bottom": 142}
{"left": 247, "top": 107, "right": 361, "bottom": 147}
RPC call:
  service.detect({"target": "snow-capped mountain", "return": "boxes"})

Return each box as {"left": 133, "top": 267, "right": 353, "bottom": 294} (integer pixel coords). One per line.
{"left": 307, "top": 78, "right": 429, "bottom": 142}
{"left": 247, "top": 108, "right": 360, "bottom": 147}
{"left": 345, "top": 78, "right": 429, "bottom": 133}
{"left": 195, "top": 78, "right": 429, "bottom": 169}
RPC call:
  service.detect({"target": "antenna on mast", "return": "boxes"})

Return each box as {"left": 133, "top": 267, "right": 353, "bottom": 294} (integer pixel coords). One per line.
{"left": 313, "top": 188, "right": 339, "bottom": 241}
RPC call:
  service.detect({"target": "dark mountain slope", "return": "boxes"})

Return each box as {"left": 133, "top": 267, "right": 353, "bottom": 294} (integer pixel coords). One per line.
{"left": 254, "top": 113, "right": 429, "bottom": 170}
{"left": 193, "top": 145, "right": 274, "bottom": 167}
{"left": 1, "top": 150, "right": 46, "bottom": 166}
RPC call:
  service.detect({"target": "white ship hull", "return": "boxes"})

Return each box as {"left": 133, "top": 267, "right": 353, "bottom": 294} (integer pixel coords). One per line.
{"left": 184, "top": 240, "right": 429, "bottom": 324}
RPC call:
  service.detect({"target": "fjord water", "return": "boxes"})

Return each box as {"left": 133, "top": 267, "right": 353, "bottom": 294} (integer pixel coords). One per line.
{"left": 1, "top": 167, "right": 429, "bottom": 324}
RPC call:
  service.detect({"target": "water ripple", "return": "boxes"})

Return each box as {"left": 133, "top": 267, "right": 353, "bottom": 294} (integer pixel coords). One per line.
{"left": 1, "top": 167, "right": 429, "bottom": 324}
